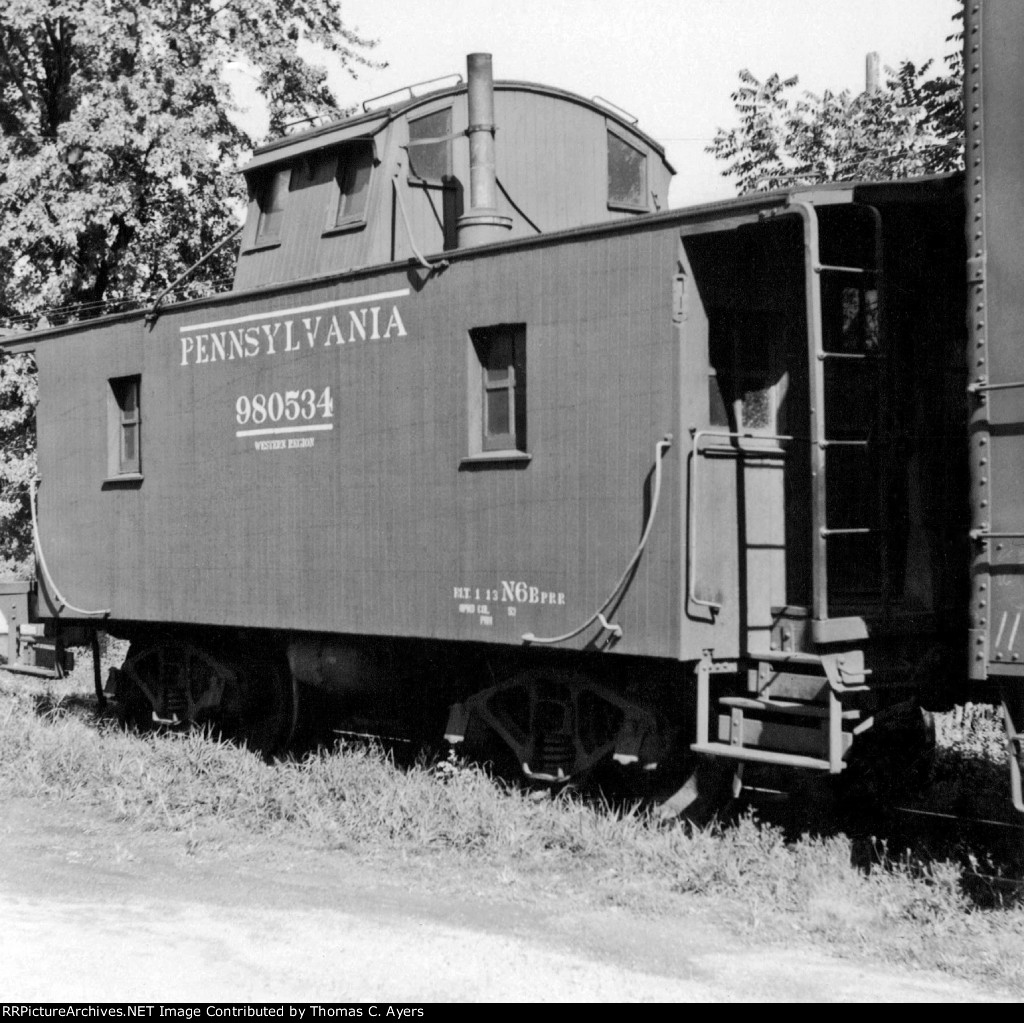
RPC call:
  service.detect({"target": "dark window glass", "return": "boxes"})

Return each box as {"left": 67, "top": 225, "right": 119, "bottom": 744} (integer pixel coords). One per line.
{"left": 472, "top": 325, "right": 526, "bottom": 453}
{"left": 607, "top": 131, "right": 647, "bottom": 209}
{"left": 335, "top": 144, "right": 373, "bottom": 225}
{"left": 111, "top": 376, "right": 141, "bottom": 475}
{"left": 256, "top": 167, "right": 291, "bottom": 242}
{"left": 408, "top": 109, "right": 452, "bottom": 181}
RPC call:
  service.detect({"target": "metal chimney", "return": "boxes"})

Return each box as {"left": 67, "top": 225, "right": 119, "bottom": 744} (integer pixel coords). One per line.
{"left": 457, "top": 53, "right": 513, "bottom": 247}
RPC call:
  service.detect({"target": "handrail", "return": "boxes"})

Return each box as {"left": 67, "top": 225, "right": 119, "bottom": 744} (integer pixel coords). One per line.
{"left": 688, "top": 429, "right": 794, "bottom": 613}
{"left": 29, "top": 478, "right": 110, "bottom": 618}
{"left": 363, "top": 74, "right": 463, "bottom": 113}
{"left": 145, "top": 224, "right": 243, "bottom": 324}
{"left": 522, "top": 434, "right": 673, "bottom": 645}
{"left": 968, "top": 379, "right": 1024, "bottom": 395}
{"left": 392, "top": 178, "right": 449, "bottom": 272}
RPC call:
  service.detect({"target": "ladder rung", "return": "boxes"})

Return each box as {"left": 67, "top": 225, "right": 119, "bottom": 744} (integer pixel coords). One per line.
{"left": 815, "top": 264, "right": 877, "bottom": 275}
{"left": 817, "top": 351, "right": 884, "bottom": 361}
{"left": 820, "top": 439, "right": 869, "bottom": 448}
{"left": 691, "top": 742, "right": 833, "bottom": 771}
{"left": 820, "top": 527, "right": 876, "bottom": 537}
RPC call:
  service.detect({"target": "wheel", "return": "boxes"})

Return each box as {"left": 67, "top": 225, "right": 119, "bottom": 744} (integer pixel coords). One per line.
{"left": 117, "top": 639, "right": 296, "bottom": 757}
{"left": 454, "top": 666, "right": 659, "bottom": 786}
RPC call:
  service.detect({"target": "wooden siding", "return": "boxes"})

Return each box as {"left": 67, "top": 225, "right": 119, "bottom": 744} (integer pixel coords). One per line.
{"left": 233, "top": 85, "right": 673, "bottom": 292}
{"left": 34, "top": 219, "right": 728, "bottom": 663}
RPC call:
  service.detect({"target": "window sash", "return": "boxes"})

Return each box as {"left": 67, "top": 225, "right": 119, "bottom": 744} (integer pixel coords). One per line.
{"left": 335, "top": 144, "right": 373, "bottom": 226}
{"left": 408, "top": 108, "right": 453, "bottom": 182}
{"left": 112, "top": 377, "right": 141, "bottom": 475}
{"left": 483, "top": 368, "right": 516, "bottom": 449}
{"left": 256, "top": 167, "right": 291, "bottom": 242}
{"left": 607, "top": 129, "right": 647, "bottom": 211}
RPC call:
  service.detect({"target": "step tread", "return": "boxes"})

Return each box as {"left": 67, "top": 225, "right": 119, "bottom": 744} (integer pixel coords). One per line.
{"left": 719, "top": 696, "right": 860, "bottom": 720}
{"left": 691, "top": 741, "right": 834, "bottom": 771}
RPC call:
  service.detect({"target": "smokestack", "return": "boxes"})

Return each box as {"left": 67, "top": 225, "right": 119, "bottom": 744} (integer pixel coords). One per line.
{"left": 866, "top": 52, "right": 880, "bottom": 95}
{"left": 457, "top": 53, "right": 513, "bottom": 247}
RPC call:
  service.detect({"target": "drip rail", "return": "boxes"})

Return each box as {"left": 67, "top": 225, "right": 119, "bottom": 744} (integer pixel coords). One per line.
{"left": 522, "top": 434, "right": 673, "bottom": 646}
{"left": 30, "top": 478, "right": 110, "bottom": 618}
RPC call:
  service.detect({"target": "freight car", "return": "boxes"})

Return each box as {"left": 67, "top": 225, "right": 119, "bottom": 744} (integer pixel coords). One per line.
{"left": 0, "top": 3, "right": 1021, "bottom": 814}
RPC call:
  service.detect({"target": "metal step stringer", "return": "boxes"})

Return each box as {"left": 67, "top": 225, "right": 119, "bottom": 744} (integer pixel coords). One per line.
{"left": 691, "top": 649, "right": 869, "bottom": 774}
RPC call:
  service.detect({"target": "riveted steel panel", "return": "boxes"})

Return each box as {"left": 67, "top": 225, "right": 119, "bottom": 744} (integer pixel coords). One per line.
{"left": 966, "top": 1, "right": 1024, "bottom": 678}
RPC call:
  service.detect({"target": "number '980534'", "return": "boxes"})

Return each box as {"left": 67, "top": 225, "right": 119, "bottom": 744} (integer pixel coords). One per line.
{"left": 236, "top": 386, "right": 334, "bottom": 426}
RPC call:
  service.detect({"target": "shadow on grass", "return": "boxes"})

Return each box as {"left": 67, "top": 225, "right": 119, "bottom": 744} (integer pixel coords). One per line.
{"left": 733, "top": 747, "right": 1024, "bottom": 911}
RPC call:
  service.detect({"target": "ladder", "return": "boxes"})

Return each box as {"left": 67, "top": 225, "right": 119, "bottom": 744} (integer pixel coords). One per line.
{"left": 792, "top": 199, "right": 886, "bottom": 644}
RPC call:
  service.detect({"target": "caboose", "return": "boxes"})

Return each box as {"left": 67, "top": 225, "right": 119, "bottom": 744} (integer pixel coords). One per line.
{"left": 1, "top": 8, "right": 1021, "bottom": 812}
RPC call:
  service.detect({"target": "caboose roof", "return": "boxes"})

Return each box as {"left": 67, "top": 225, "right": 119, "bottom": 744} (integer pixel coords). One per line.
{"left": 242, "top": 79, "right": 673, "bottom": 176}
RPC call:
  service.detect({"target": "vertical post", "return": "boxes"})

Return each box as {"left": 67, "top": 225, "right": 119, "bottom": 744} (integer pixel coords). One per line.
{"left": 790, "top": 202, "right": 829, "bottom": 623}
{"left": 92, "top": 629, "right": 106, "bottom": 710}
{"left": 828, "top": 689, "right": 843, "bottom": 773}
{"left": 695, "top": 654, "right": 711, "bottom": 746}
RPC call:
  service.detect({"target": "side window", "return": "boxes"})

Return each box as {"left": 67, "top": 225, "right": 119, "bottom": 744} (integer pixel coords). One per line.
{"left": 255, "top": 166, "right": 291, "bottom": 244}
{"left": 607, "top": 128, "right": 647, "bottom": 211}
{"left": 408, "top": 108, "right": 452, "bottom": 183}
{"left": 108, "top": 375, "right": 141, "bottom": 477}
{"left": 468, "top": 325, "right": 527, "bottom": 456}
{"left": 334, "top": 143, "right": 374, "bottom": 228}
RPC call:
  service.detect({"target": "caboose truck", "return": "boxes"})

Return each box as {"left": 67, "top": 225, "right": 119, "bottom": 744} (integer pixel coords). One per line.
{"left": 1, "top": 0, "right": 1022, "bottom": 812}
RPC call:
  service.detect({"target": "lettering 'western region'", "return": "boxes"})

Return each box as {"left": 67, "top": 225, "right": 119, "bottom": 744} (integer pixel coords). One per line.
{"left": 178, "top": 289, "right": 410, "bottom": 368}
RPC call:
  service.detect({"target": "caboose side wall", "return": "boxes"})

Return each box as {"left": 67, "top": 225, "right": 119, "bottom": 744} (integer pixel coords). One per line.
{"left": 32, "top": 217, "right": 726, "bottom": 663}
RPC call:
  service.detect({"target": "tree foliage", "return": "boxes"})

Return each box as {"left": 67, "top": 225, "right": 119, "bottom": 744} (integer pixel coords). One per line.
{"left": 0, "top": 0, "right": 378, "bottom": 572}
{"left": 708, "top": 19, "right": 964, "bottom": 195}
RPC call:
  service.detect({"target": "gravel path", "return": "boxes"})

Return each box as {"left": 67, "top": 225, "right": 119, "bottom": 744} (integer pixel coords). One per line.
{"left": 0, "top": 798, "right": 1011, "bottom": 1003}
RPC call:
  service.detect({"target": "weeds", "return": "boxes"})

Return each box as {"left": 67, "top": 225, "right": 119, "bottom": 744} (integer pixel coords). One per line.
{"left": 0, "top": 681, "right": 1022, "bottom": 994}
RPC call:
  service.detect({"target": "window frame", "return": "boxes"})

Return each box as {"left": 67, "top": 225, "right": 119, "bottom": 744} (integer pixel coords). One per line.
{"left": 107, "top": 375, "right": 143, "bottom": 481}
{"left": 325, "top": 142, "right": 375, "bottom": 235}
{"left": 406, "top": 106, "right": 454, "bottom": 187}
{"left": 251, "top": 165, "right": 292, "bottom": 249}
{"left": 606, "top": 125, "right": 649, "bottom": 213}
{"left": 463, "top": 324, "right": 530, "bottom": 466}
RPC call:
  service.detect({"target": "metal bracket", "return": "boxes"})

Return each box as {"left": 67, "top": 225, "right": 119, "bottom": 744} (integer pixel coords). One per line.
{"left": 1003, "top": 692, "right": 1024, "bottom": 814}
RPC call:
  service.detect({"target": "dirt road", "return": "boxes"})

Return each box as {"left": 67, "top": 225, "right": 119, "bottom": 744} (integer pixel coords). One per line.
{"left": 0, "top": 797, "right": 1011, "bottom": 1003}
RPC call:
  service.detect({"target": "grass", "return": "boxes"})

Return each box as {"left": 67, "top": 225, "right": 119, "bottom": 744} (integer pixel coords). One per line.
{"left": 1, "top": 667, "right": 1023, "bottom": 995}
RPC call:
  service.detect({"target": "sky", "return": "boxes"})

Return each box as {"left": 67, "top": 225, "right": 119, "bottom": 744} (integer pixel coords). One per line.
{"left": 300, "top": 0, "right": 960, "bottom": 206}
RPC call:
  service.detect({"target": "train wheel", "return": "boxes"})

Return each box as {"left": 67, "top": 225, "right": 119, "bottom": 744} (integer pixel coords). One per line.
{"left": 447, "top": 666, "right": 664, "bottom": 788}
{"left": 117, "top": 640, "right": 295, "bottom": 757}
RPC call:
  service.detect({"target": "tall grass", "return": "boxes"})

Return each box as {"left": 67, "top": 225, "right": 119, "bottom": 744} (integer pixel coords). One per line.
{"left": 1, "top": 684, "right": 1023, "bottom": 993}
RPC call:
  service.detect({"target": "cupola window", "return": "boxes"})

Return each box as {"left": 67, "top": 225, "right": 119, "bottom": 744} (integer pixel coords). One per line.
{"left": 607, "top": 129, "right": 647, "bottom": 211}
{"left": 334, "top": 143, "right": 374, "bottom": 228}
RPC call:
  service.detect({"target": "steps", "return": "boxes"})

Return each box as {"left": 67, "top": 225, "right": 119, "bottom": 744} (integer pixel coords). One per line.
{"left": 692, "top": 653, "right": 864, "bottom": 774}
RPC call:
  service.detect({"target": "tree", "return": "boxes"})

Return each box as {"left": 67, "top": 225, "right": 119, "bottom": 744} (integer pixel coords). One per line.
{"left": 0, "top": 0, "right": 379, "bottom": 572}
{"left": 708, "top": 14, "right": 963, "bottom": 195}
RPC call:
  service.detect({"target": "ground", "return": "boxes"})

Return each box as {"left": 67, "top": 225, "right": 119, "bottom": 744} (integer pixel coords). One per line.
{"left": 0, "top": 796, "right": 1013, "bottom": 1004}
